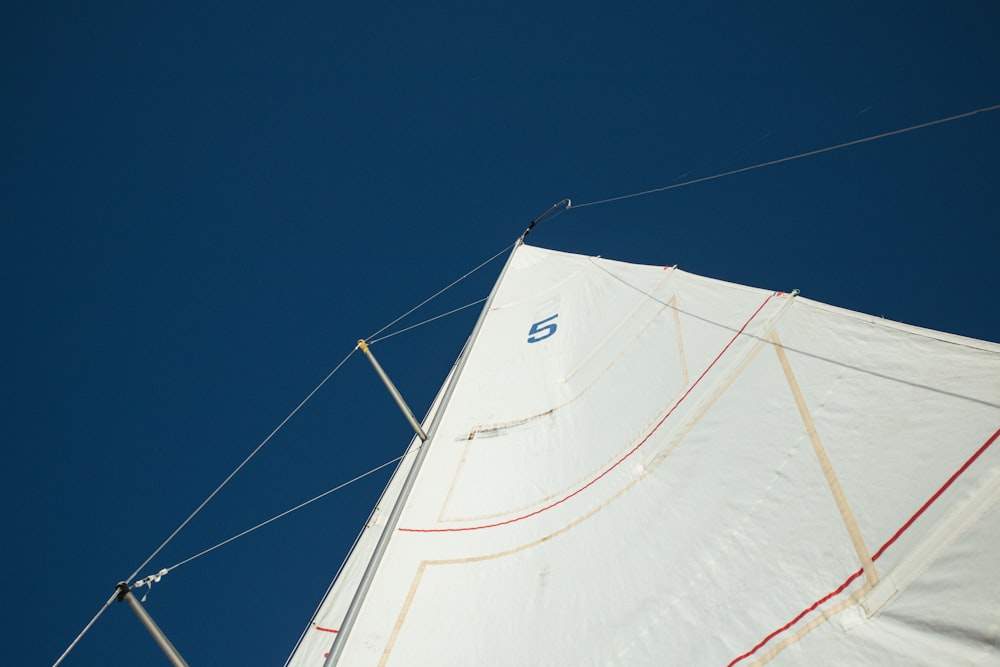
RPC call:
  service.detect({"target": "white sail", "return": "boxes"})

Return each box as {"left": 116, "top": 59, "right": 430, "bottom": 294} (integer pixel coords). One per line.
{"left": 290, "top": 242, "right": 1000, "bottom": 666}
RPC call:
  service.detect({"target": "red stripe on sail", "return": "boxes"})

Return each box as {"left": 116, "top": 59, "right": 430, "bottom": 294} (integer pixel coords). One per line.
{"left": 728, "top": 425, "right": 1000, "bottom": 666}
{"left": 400, "top": 294, "right": 775, "bottom": 533}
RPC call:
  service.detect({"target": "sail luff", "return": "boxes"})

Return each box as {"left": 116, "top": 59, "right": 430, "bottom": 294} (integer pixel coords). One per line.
{"left": 322, "top": 241, "right": 525, "bottom": 665}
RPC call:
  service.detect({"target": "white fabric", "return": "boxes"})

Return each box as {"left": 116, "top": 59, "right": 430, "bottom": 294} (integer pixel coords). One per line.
{"left": 288, "top": 243, "right": 1000, "bottom": 666}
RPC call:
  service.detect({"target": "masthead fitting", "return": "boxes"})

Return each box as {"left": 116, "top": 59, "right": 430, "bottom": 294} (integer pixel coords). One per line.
{"left": 520, "top": 198, "right": 572, "bottom": 241}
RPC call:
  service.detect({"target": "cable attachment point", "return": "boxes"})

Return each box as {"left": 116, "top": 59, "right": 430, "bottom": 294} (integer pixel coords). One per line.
{"left": 519, "top": 199, "right": 572, "bottom": 241}
{"left": 132, "top": 568, "right": 170, "bottom": 602}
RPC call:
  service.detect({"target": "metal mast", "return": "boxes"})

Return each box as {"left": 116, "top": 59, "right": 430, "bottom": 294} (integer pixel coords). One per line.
{"left": 323, "top": 241, "right": 523, "bottom": 666}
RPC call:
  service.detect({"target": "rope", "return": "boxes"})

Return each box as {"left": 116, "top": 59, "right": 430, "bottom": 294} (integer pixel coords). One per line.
{"left": 51, "top": 590, "right": 119, "bottom": 667}
{"left": 365, "top": 242, "right": 515, "bottom": 341}
{"left": 570, "top": 103, "right": 1000, "bottom": 209}
{"left": 125, "top": 346, "right": 358, "bottom": 584}
{"left": 368, "top": 297, "right": 489, "bottom": 345}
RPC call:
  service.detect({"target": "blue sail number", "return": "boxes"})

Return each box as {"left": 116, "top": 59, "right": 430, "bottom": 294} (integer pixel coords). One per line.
{"left": 527, "top": 314, "right": 559, "bottom": 343}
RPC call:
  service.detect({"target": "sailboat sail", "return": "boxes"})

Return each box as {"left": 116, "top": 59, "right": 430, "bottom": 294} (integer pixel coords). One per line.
{"left": 288, "top": 241, "right": 1000, "bottom": 666}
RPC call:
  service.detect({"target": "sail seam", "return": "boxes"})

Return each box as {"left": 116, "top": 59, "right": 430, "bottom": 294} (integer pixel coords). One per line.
{"left": 379, "top": 562, "right": 429, "bottom": 667}
{"left": 563, "top": 264, "right": 677, "bottom": 381}
{"left": 728, "top": 425, "right": 1000, "bottom": 666}
{"left": 399, "top": 293, "right": 775, "bottom": 533}
{"left": 861, "top": 463, "right": 1000, "bottom": 618}
{"left": 641, "top": 290, "right": 799, "bottom": 471}
{"left": 382, "top": 463, "right": 680, "bottom": 661}
{"left": 771, "top": 331, "right": 878, "bottom": 586}
{"left": 438, "top": 290, "right": 685, "bottom": 523}
{"left": 745, "top": 583, "right": 874, "bottom": 667}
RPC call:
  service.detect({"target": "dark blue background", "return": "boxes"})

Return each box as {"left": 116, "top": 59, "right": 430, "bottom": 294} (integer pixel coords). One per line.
{"left": 4, "top": 3, "right": 997, "bottom": 665}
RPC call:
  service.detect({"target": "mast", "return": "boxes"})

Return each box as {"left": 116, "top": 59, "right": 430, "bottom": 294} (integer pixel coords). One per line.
{"left": 323, "top": 240, "right": 524, "bottom": 666}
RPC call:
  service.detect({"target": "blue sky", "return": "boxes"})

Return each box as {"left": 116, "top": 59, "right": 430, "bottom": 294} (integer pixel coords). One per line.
{"left": 4, "top": 3, "right": 998, "bottom": 665}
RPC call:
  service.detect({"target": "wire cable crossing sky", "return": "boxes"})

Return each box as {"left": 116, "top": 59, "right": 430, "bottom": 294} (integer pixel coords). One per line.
{"left": 569, "top": 102, "right": 1000, "bottom": 208}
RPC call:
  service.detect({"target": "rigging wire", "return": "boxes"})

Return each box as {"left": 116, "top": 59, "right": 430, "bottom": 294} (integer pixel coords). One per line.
{"left": 569, "top": 103, "right": 1000, "bottom": 209}
{"left": 130, "top": 252, "right": 514, "bottom": 580}
{"left": 51, "top": 590, "right": 119, "bottom": 667}
{"left": 282, "top": 441, "right": 417, "bottom": 667}
{"left": 161, "top": 453, "right": 408, "bottom": 574}
{"left": 365, "top": 242, "right": 515, "bottom": 341}
{"left": 124, "top": 346, "right": 359, "bottom": 585}
{"left": 368, "top": 297, "right": 489, "bottom": 345}
{"left": 120, "top": 242, "right": 515, "bottom": 589}
{"left": 590, "top": 258, "right": 1000, "bottom": 409}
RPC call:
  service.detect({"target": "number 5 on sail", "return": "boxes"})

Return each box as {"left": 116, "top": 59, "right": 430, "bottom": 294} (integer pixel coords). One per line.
{"left": 527, "top": 314, "right": 559, "bottom": 343}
